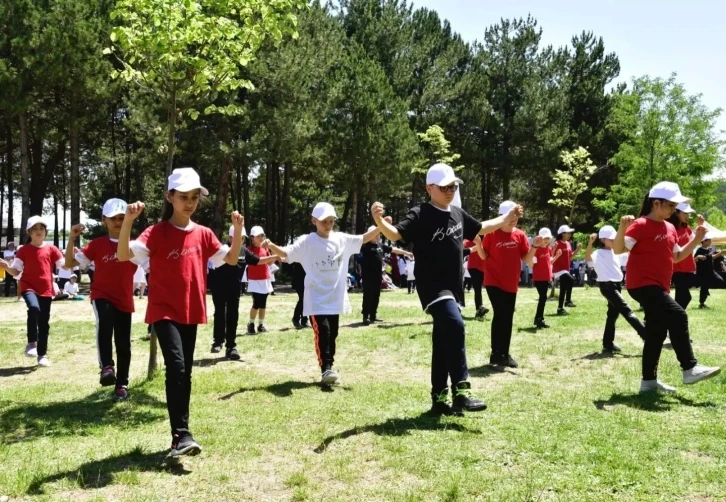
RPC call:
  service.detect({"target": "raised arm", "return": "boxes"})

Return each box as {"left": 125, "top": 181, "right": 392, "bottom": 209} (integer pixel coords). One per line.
{"left": 117, "top": 202, "right": 144, "bottom": 261}
{"left": 613, "top": 216, "right": 633, "bottom": 255}
{"left": 585, "top": 233, "right": 596, "bottom": 263}
{"left": 222, "top": 212, "right": 244, "bottom": 266}
{"left": 474, "top": 235, "right": 486, "bottom": 260}
{"left": 267, "top": 242, "right": 288, "bottom": 260}
{"left": 363, "top": 225, "right": 382, "bottom": 244}
{"left": 551, "top": 248, "right": 562, "bottom": 264}
{"left": 64, "top": 224, "right": 84, "bottom": 268}
{"left": 479, "top": 205, "right": 523, "bottom": 235}
{"left": 0, "top": 258, "right": 20, "bottom": 276}
{"left": 675, "top": 226, "right": 707, "bottom": 263}
{"left": 371, "top": 202, "right": 402, "bottom": 242}
{"left": 391, "top": 247, "right": 413, "bottom": 258}
{"left": 523, "top": 236, "right": 542, "bottom": 268}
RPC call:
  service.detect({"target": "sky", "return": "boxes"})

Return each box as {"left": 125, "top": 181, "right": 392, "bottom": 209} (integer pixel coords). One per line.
{"left": 412, "top": 0, "right": 726, "bottom": 137}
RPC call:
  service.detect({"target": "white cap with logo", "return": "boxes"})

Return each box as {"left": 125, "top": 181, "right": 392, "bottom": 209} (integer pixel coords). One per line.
{"left": 168, "top": 167, "right": 209, "bottom": 195}
{"left": 312, "top": 202, "right": 337, "bottom": 220}
{"left": 103, "top": 198, "right": 127, "bottom": 218}
{"left": 250, "top": 226, "right": 265, "bottom": 237}
{"left": 557, "top": 224, "right": 575, "bottom": 234}
{"left": 498, "top": 200, "right": 517, "bottom": 216}
{"left": 676, "top": 202, "right": 695, "bottom": 214}
{"left": 426, "top": 163, "right": 463, "bottom": 187}
{"left": 598, "top": 225, "right": 617, "bottom": 240}
{"left": 648, "top": 181, "right": 689, "bottom": 204}
{"left": 26, "top": 215, "right": 46, "bottom": 230}
{"left": 538, "top": 227, "right": 553, "bottom": 239}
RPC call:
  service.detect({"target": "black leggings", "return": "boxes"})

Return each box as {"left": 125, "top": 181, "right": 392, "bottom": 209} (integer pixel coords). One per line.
{"left": 598, "top": 282, "right": 645, "bottom": 346}
{"left": 628, "top": 286, "right": 697, "bottom": 381}
{"left": 558, "top": 273, "right": 574, "bottom": 308}
{"left": 486, "top": 286, "right": 517, "bottom": 358}
{"left": 534, "top": 281, "right": 549, "bottom": 321}
{"left": 672, "top": 272, "right": 695, "bottom": 310}
{"left": 468, "top": 268, "right": 484, "bottom": 310}
{"left": 92, "top": 299, "right": 132, "bottom": 388}
{"left": 251, "top": 292, "right": 268, "bottom": 309}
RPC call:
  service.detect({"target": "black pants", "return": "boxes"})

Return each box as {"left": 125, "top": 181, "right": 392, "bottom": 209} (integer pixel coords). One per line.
{"left": 628, "top": 286, "right": 697, "bottom": 381}
{"left": 558, "top": 273, "right": 574, "bottom": 308}
{"left": 58, "top": 278, "right": 69, "bottom": 292}
{"left": 534, "top": 281, "right": 549, "bottom": 321}
{"left": 468, "top": 269, "right": 484, "bottom": 310}
{"left": 311, "top": 314, "right": 339, "bottom": 371}
{"left": 154, "top": 320, "right": 198, "bottom": 436}
{"left": 22, "top": 291, "right": 52, "bottom": 357}
{"left": 362, "top": 276, "right": 381, "bottom": 319}
{"left": 212, "top": 276, "right": 241, "bottom": 348}
{"left": 399, "top": 274, "right": 408, "bottom": 288}
{"left": 699, "top": 272, "right": 725, "bottom": 306}
{"left": 92, "top": 299, "right": 132, "bottom": 388}
{"left": 4, "top": 271, "right": 16, "bottom": 296}
{"left": 292, "top": 283, "right": 307, "bottom": 324}
{"left": 407, "top": 280, "right": 416, "bottom": 293}
{"left": 672, "top": 272, "right": 695, "bottom": 310}
{"left": 428, "top": 299, "right": 468, "bottom": 395}
{"left": 598, "top": 282, "right": 645, "bottom": 347}
{"left": 486, "top": 286, "right": 517, "bottom": 358}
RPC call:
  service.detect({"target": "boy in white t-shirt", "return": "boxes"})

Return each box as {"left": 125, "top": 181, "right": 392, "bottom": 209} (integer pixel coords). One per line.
{"left": 267, "top": 202, "right": 382, "bottom": 386}
{"left": 406, "top": 257, "right": 416, "bottom": 293}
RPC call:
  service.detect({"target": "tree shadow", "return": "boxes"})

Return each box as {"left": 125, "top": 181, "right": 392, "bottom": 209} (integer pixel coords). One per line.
{"left": 219, "top": 380, "right": 349, "bottom": 400}
{"left": 593, "top": 392, "right": 718, "bottom": 413}
{"left": 0, "top": 384, "right": 166, "bottom": 444}
{"left": 468, "top": 365, "right": 516, "bottom": 378}
{"left": 313, "top": 412, "right": 480, "bottom": 453}
{"left": 26, "top": 446, "right": 190, "bottom": 495}
{"left": 193, "top": 357, "right": 244, "bottom": 368}
{"left": 571, "top": 351, "right": 642, "bottom": 361}
{"left": 0, "top": 365, "right": 38, "bottom": 377}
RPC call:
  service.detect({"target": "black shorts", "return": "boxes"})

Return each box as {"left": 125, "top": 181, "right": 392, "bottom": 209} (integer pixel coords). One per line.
{"left": 252, "top": 293, "right": 269, "bottom": 309}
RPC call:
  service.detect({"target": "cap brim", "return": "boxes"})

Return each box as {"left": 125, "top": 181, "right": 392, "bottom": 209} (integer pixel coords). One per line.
{"left": 432, "top": 175, "right": 463, "bottom": 186}
{"left": 104, "top": 210, "right": 125, "bottom": 218}
{"left": 313, "top": 211, "right": 337, "bottom": 220}
{"left": 173, "top": 183, "right": 209, "bottom": 196}
{"left": 669, "top": 195, "right": 690, "bottom": 204}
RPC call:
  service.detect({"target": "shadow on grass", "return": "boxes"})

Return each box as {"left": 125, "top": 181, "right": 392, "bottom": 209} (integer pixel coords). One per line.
{"left": 314, "top": 412, "right": 480, "bottom": 453}
{"left": 219, "top": 380, "right": 349, "bottom": 400}
{"left": 516, "top": 327, "right": 538, "bottom": 334}
{"left": 572, "top": 351, "right": 642, "bottom": 361}
{"left": 468, "top": 365, "right": 516, "bottom": 377}
{"left": 193, "top": 357, "right": 245, "bottom": 368}
{"left": 376, "top": 321, "right": 433, "bottom": 330}
{"left": 593, "top": 392, "right": 718, "bottom": 413}
{"left": 0, "top": 365, "right": 38, "bottom": 377}
{"left": 26, "top": 446, "right": 189, "bottom": 495}
{"left": 0, "top": 384, "right": 166, "bottom": 444}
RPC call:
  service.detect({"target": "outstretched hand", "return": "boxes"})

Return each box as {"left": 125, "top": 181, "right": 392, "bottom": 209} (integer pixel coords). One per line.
{"left": 371, "top": 202, "right": 385, "bottom": 223}
{"left": 697, "top": 214, "right": 705, "bottom": 226}
{"left": 532, "top": 235, "right": 543, "bottom": 247}
{"left": 589, "top": 233, "right": 597, "bottom": 244}
{"left": 695, "top": 225, "right": 707, "bottom": 241}
{"left": 620, "top": 215, "right": 635, "bottom": 227}
{"left": 125, "top": 201, "right": 145, "bottom": 221}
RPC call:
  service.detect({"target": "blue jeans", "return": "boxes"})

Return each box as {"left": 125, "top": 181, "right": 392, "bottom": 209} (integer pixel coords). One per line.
{"left": 22, "top": 291, "right": 52, "bottom": 357}
{"left": 428, "top": 299, "right": 468, "bottom": 395}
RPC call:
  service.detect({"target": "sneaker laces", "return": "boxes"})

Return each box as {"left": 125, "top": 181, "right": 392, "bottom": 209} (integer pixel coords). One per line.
{"left": 432, "top": 391, "right": 449, "bottom": 404}
{"left": 454, "top": 387, "right": 474, "bottom": 399}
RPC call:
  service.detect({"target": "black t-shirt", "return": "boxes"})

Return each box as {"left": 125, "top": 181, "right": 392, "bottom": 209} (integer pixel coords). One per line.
{"left": 695, "top": 247, "right": 713, "bottom": 277}
{"left": 360, "top": 242, "right": 392, "bottom": 279}
{"left": 209, "top": 245, "right": 260, "bottom": 287}
{"left": 395, "top": 203, "right": 482, "bottom": 310}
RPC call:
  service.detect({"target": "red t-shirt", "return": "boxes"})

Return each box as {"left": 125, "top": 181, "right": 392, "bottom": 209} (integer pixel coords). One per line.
{"left": 136, "top": 222, "right": 223, "bottom": 325}
{"left": 552, "top": 240, "right": 572, "bottom": 274}
{"left": 672, "top": 226, "right": 696, "bottom": 274}
{"left": 246, "top": 246, "right": 271, "bottom": 280}
{"left": 625, "top": 217, "right": 678, "bottom": 292}
{"left": 482, "top": 228, "right": 531, "bottom": 293}
{"left": 82, "top": 237, "right": 137, "bottom": 313}
{"left": 464, "top": 239, "right": 485, "bottom": 272}
{"left": 16, "top": 243, "right": 63, "bottom": 297}
{"left": 532, "top": 246, "right": 553, "bottom": 282}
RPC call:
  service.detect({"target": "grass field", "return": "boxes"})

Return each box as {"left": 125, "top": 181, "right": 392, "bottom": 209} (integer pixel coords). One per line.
{"left": 1, "top": 285, "right": 725, "bottom": 501}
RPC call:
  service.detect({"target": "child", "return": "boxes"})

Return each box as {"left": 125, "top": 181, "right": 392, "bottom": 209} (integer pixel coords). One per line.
{"left": 553, "top": 225, "right": 581, "bottom": 314}
{"left": 65, "top": 198, "right": 140, "bottom": 401}
{"left": 463, "top": 238, "right": 489, "bottom": 317}
{"left": 290, "top": 261, "right": 308, "bottom": 329}
{"left": 667, "top": 202, "right": 699, "bottom": 309}
{"left": 585, "top": 226, "right": 645, "bottom": 353}
{"left": 117, "top": 167, "right": 244, "bottom": 459}
{"left": 63, "top": 274, "right": 82, "bottom": 298}
{"left": 371, "top": 163, "right": 522, "bottom": 415}
{"left": 405, "top": 256, "right": 416, "bottom": 293}
{"left": 614, "top": 181, "right": 720, "bottom": 393}
{"left": 0, "top": 216, "right": 64, "bottom": 367}
{"left": 480, "top": 201, "right": 539, "bottom": 368}
{"left": 695, "top": 233, "right": 724, "bottom": 308}
{"left": 532, "top": 228, "right": 560, "bottom": 329}
{"left": 133, "top": 264, "right": 147, "bottom": 299}
{"left": 246, "top": 226, "right": 273, "bottom": 334}
{"left": 267, "top": 202, "right": 380, "bottom": 385}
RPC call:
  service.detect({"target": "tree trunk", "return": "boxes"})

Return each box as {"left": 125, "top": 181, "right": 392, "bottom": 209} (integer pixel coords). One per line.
{"left": 342, "top": 188, "right": 353, "bottom": 231}
{"left": 213, "top": 155, "right": 231, "bottom": 237}
{"left": 62, "top": 163, "right": 67, "bottom": 249}
{"left": 235, "top": 160, "right": 242, "bottom": 214}
{"left": 502, "top": 137, "right": 511, "bottom": 201}
{"left": 275, "top": 163, "right": 283, "bottom": 244}
{"left": 19, "top": 113, "right": 30, "bottom": 232}
{"left": 281, "top": 162, "right": 291, "bottom": 244}
{"left": 124, "top": 138, "right": 132, "bottom": 201}
{"left": 6, "top": 125, "right": 14, "bottom": 244}
{"left": 70, "top": 112, "right": 80, "bottom": 226}
{"left": 166, "top": 91, "right": 177, "bottom": 180}
{"left": 350, "top": 183, "right": 358, "bottom": 233}
{"left": 0, "top": 150, "right": 5, "bottom": 240}
{"left": 111, "top": 106, "right": 120, "bottom": 194}
{"left": 242, "top": 163, "right": 249, "bottom": 233}
{"left": 480, "top": 162, "right": 490, "bottom": 220}
{"left": 53, "top": 192, "right": 59, "bottom": 248}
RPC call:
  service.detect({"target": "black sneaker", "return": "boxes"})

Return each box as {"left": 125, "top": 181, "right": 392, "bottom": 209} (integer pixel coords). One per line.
{"left": 292, "top": 320, "right": 303, "bottom": 329}
{"left": 363, "top": 317, "right": 371, "bottom": 326}
{"left": 170, "top": 433, "right": 201, "bottom": 457}
{"left": 300, "top": 319, "right": 309, "bottom": 328}
{"left": 489, "top": 353, "right": 507, "bottom": 367}
{"left": 114, "top": 386, "right": 129, "bottom": 402}
{"left": 603, "top": 344, "right": 622, "bottom": 353}
{"left": 565, "top": 301, "right": 577, "bottom": 308}
{"left": 451, "top": 382, "right": 487, "bottom": 413}
{"left": 429, "top": 390, "right": 457, "bottom": 416}
{"left": 211, "top": 344, "right": 222, "bottom": 353}
{"left": 535, "top": 319, "right": 550, "bottom": 329}
{"left": 226, "top": 347, "right": 241, "bottom": 360}
{"left": 475, "top": 306, "right": 490, "bottom": 318}
{"left": 505, "top": 354, "right": 519, "bottom": 368}
{"left": 247, "top": 322, "right": 256, "bottom": 335}
{"left": 257, "top": 324, "right": 268, "bottom": 333}
{"left": 557, "top": 308, "right": 568, "bottom": 316}
{"left": 699, "top": 304, "right": 708, "bottom": 309}
{"left": 100, "top": 366, "right": 117, "bottom": 387}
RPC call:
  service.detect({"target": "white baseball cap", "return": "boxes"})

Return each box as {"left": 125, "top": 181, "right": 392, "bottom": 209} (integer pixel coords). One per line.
{"left": 103, "top": 198, "right": 127, "bottom": 218}
{"left": 648, "top": 181, "right": 689, "bottom": 204}
{"left": 26, "top": 215, "right": 47, "bottom": 230}
{"left": 312, "top": 202, "right": 337, "bottom": 220}
{"left": 598, "top": 225, "right": 617, "bottom": 240}
{"left": 426, "top": 163, "right": 463, "bottom": 187}
{"left": 250, "top": 226, "right": 265, "bottom": 237}
{"left": 229, "top": 225, "right": 247, "bottom": 238}
{"left": 168, "top": 167, "right": 209, "bottom": 195}
{"left": 368, "top": 225, "right": 377, "bottom": 233}
{"left": 538, "top": 228, "right": 553, "bottom": 239}
{"left": 702, "top": 232, "right": 713, "bottom": 242}
{"left": 676, "top": 202, "right": 695, "bottom": 214}
{"left": 558, "top": 224, "right": 575, "bottom": 234}
{"left": 498, "top": 200, "right": 518, "bottom": 216}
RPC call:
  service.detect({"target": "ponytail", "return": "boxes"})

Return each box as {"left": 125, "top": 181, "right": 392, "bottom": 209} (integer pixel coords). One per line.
{"left": 639, "top": 195, "right": 654, "bottom": 217}
{"left": 161, "top": 190, "right": 176, "bottom": 221}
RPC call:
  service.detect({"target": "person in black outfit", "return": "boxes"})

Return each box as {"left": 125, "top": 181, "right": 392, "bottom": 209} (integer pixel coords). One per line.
{"left": 360, "top": 225, "right": 411, "bottom": 325}
{"left": 695, "top": 234, "right": 724, "bottom": 308}
{"left": 209, "top": 225, "right": 279, "bottom": 359}
{"left": 290, "top": 262, "right": 308, "bottom": 329}
{"left": 3, "top": 242, "right": 17, "bottom": 297}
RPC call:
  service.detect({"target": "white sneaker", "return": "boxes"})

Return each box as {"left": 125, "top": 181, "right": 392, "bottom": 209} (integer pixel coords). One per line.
{"left": 37, "top": 356, "right": 51, "bottom": 367}
{"left": 25, "top": 344, "right": 38, "bottom": 357}
{"left": 639, "top": 379, "right": 676, "bottom": 393}
{"left": 321, "top": 369, "right": 340, "bottom": 386}
{"left": 683, "top": 364, "right": 721, "bottom": 385}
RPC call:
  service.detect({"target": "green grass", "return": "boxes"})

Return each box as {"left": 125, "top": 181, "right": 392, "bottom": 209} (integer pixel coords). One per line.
{"left": 1, "top": 286, "right": 726, "bottom": 501}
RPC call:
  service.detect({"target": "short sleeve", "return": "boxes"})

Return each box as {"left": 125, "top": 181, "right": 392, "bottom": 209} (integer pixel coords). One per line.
{"left": 202, "top": 228, "right": 226, "bottom": 268}
{"left": 624, "top": 221, "right": 642, "bottom": 250}
{"left": 461, "top": 209, "right": 483, "bottom": 241}
{"left": 394, "top": 207, "right": 421, "bottom": 243}
{"left": 344, "top": 233, "right": 364, "bottom": 255}
{"left": 284, "top": 234, "right": 308, "bottom": 264}
{"left": 53, "top": 247, "right": 65, "bottom": 268}
{"left": 673, "top": 243, "right": 681, "bottom": 254}
{"left": 519, "top": 232, "right": 531, "bottom": 258}
{"left": 11, "top": 257, "right": 24, "bottom": 272}
{"left": 130, "top": 226, "right": 153, "bottom": 264}
{"left": 75, "top": 251, "right": 91, "bottom": 269}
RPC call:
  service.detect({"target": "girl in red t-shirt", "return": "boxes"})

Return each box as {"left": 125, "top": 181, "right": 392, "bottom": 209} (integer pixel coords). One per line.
{"left": 552, "top": 225, "right": 581, "bottom": 315}
{"left": 465, "top": 237, "right": 489, "bottom": 318}
{"left": 532, "top": 228, "right": 561, "bottom": 329}
{"left": 246, "top": 226, "right": 273, "bottom": 334}
{"left": 0, "top": 216, "right": 64, "bottom": 367}
{"left": 614, "top": 181, "right": 720, "bottom": 393}
{"left": 666, "top": 202, "right": 700, "bottom": 310}
{"left": 64, "top": 198, "right": 139, "bottom": 402}
{"left": 117, "top": 167, "right": 244, "bottom": 460}
{"left": 481, "top": 201, "right": 540, "bottom": 368}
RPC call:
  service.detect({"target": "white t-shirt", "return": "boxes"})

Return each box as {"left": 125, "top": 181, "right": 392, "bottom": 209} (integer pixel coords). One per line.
{"left": 133, "top": 265, "right": 147, "bottom": 284}
{"left": 58, "top": 267, "right": 74, "bottom": 280}
{"left": 588, "top": 249, "right": 627, "bottom": 283}
{"left": 3, "top": 248, "right": 15, "bottom": 261}
{"left": 406, "top": 260, "right": 415, "bottom": 280}
{"left": 398, "top": 256, "right": 407, "bottom": 275}
{"left": 64, "top": 281, "right": 79, "bottom": 295}
{"left": 284, "top": 231, "right": 364, "bottom": 316}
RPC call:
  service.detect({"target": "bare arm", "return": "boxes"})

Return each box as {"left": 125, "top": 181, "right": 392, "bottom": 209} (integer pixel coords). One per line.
{"left": 613, "top": 216, "right": 633, "bottom": 255}
{"left": 257, "top": 255, "right": 280, "bottom": 265}
{"left": 222, "top": 213, "right": 244, "bottom": 266}
{"left": 674, "top": 226, "right": 707, "bottom": 263}
{"left": 391, "top": 247, "right": 413, "bottom": 258}
{"left": 117, "top": 202, "right": 145, "bottom": 261}
{"left": 479, "top": 205, "right": 523, "bottom": 235}
{"left": 267, "top": 242, "right": 288, "bottom": 260}
{"left": 0, "top": 259, "right": 20, "bottom": 276}
{"left": 363, "top": 226, "right": 381, "bottom": 244}
{"left": 584, "top": 234, "right": 596, "bottom": 263}
{"left": 522, "top": 236, "right": 542, "bottom": 268}
{"left": 371, "top": 202, "right": 402, "bottom": 242}
{"left": 64, "top": 224, "right": 84, "bottom": 268}
{"left": 551, "top": 249, "right": 562, "bottom": 264}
